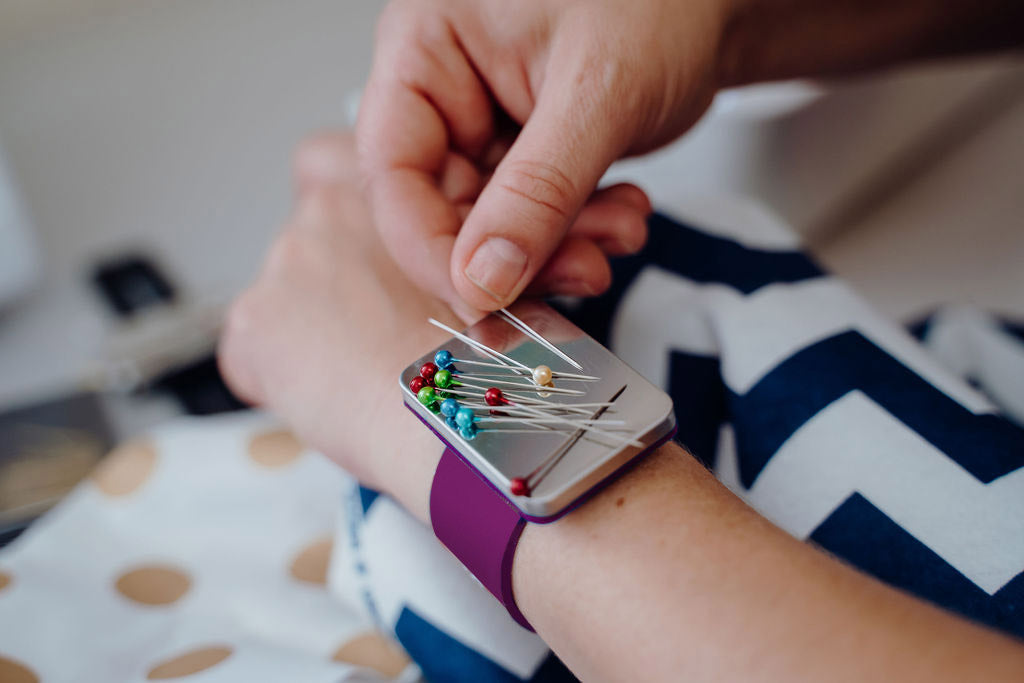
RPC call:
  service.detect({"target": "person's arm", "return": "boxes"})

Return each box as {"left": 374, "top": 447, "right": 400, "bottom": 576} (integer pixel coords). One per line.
{"left": 220, "top": 133, "right": 1024, "bottom": 681}
{"left": 377, "top": 406, "right": 1024, "bottom": 681}
{"left": 515, "top": 442, "right": 1024, "bottom": 681}
{"left": 384, "top": 414, "right": 1024, "bottom": 680}
{"left": 719, "top": 0, "right": 1024, "bottom": 87}
{"left": 359, "top": 0, "right": 1024, "bottom": 317}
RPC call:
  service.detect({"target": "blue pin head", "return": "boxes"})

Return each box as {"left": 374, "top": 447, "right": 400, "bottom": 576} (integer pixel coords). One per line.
{"left": 434, "top": 350, "right": 454, "bottom": 369}
{"left": 440, "top": 398, "right": 460, "bottom": 418}
{"left": 455, "top": 406, "right": 475, "bottom": 430}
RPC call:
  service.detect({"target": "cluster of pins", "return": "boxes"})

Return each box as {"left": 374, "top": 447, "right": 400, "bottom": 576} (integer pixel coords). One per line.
{"left": 413, "top": 310, "right": 640, "bottom": 497}
{"left": 409, "top": 353, "right": 619, "bottom": 441}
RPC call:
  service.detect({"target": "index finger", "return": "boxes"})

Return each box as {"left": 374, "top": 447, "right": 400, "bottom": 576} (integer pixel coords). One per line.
{"left": 357, "top": 6, "right": 495, "bottom": 315}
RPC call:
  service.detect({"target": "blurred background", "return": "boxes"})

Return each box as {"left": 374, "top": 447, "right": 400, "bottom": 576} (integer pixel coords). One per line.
{"left": 0, "top": 0, "right": 1022, "bottom": 543}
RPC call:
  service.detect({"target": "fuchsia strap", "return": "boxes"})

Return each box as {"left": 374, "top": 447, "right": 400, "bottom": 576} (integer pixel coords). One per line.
{"left": 430, "top": 447, "right": 532, "bottom": 631}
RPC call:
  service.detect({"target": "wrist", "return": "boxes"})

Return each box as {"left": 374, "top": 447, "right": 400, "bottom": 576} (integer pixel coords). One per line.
{"left": 509, "top": 440, "right": 707, "bottom": 668}
{"left": 377, "top": 409, "right": 444, "bottom": 524}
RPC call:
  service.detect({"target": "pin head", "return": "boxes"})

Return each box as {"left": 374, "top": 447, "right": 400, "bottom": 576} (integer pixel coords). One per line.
{"left": 455, "top": 407, "right": 475, "bottom": 430}
{"left": 416, "top": 386, "right": 436, "bottom": 406}
{"left": 440, "top": 397, "right": 460, "bottom": 417}
{"left": 434, "top": 369, "right": 453, "bottom": 388}
{"left": 420, "top": 362, "right": 438, "bottom": 382}
{"left": 484, "top": 387, "right": 504, "bottom": 406}
{"left": 532, "top": 365, "right": 553, "bottom": 385}
{"left": 409, "top": 376, "right": 426, "bottom": 394}
{"left": 434, "top": 350, "right": 453, "bottom": 369}
{"left": 510, "top": 477, "right": 530, "bottom": 496}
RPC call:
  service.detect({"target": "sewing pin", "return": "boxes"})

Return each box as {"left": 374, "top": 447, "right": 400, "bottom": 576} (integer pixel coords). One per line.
{"left": 498, "top": 308, "right": 584, "bottom": 371}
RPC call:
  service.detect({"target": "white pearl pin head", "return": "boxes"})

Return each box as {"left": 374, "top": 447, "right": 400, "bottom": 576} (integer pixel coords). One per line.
{"left": 532, "top": 365, "right": 553, "bottom": 385}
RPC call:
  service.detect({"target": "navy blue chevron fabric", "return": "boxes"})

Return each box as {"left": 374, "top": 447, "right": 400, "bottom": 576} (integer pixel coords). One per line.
{"left": 561, "top": 213, "right": 825, "bottom": 349}
{"left": 728, "top": 330, "right": 1023, "bottom": 487}
{"left": 349, "top": 212, "right": 1024, "bottom": 680}
{"left": 810, "top": 494, "right": 1024, "bottom": 638}
{"left": 559, "top": 212, "right": 1024, "bottom": 639}
{"left": 395, "top": 607, "right": 575, "bottom": 683}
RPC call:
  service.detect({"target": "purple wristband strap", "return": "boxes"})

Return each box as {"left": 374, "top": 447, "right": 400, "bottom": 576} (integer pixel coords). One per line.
{"left": 430, "top": 447, "right": 532, "bottom": 631}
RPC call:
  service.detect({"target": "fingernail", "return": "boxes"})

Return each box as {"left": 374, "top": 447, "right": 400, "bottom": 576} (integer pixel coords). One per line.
{"left": 464, "top": 238, "right": 528, "bottom": 303}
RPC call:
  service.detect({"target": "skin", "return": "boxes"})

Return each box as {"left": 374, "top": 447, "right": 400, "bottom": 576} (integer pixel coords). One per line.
{"left": 218, "top": 134, "right": 1024, "bottom": 681}
{"left": 357, "top": 0, "right": 1024, "bottom": 318}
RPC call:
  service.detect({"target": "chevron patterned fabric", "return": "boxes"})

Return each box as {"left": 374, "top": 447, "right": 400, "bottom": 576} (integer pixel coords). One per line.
{"left": 334, "top": 213, "right": 1024, "bottom": 681}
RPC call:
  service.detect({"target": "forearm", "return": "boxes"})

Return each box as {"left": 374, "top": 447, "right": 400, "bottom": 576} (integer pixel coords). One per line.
{"left": 380, "top": 423, "right": 1024, "bottom": 680}
{"left": 717, "top": 0, "right": 1024, "bottom": 87}
{"left": 512, "top": 442, "right": 1024, "bottom": 680}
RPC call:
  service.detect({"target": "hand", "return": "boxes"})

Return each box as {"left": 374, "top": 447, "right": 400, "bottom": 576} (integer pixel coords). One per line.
{"left": 218, "top": 132, "right": 453, "bottom": 508}
{"left": 358, "top": 0, "right": 725, "bottom": 316}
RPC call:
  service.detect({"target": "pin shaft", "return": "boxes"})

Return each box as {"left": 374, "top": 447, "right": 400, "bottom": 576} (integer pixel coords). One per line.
{"left": 498, "top": 308, "right": 584, "bottom": 370}
{"left": 428, "top": 318, "right": 529, "bottom": 371}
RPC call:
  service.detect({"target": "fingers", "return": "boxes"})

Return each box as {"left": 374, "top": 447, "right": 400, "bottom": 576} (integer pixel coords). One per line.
{"left": 358, "top": 80, "right": 464, "bottom": 304}
{"left": 293, "top": 125, "right": 648, "bottom": 305}
{"left": 449, "top": 59, "right": 633, "bottom": 310}
{"left": 218, "top": 286, "right": 268, "bottom": 407}
{"left": 523, "top": 182, "right": 650, "bottom": 297}
{"left": 568, "top": 183, "right": 651, "bottom": 255}
{"left": 372, "top": 3, "right": 494, "bottom": 157}
{"left": 358, "top": 3, "right": 497, "bottom": 309}
{"left": 524, "top": 236, "right": 613, "bottom": 297}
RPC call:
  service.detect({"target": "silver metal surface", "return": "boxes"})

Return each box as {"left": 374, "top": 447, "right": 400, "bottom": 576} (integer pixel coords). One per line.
{"left": 401, "top": 301, "right": 676, "bottom": 521}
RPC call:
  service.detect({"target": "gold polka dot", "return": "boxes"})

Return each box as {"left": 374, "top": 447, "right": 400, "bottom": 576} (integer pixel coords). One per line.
{"left": 115, "top": 565, "right": 191, "bottom": 606}
{"left": 146, "top": 646, "right": 232, "bottom": 679}
{"left": 247, "top": 430, "right": 303, "bottom": 468}
{"left": 0, "top": 655, "right": 38, "bottom": 683}
{"left": 332, "top": 633, "right": 410, "bottom": 678}
{"left": 0, "top": 571, "right": 11, "bottom": 593}
{"left": 288, "top": 537, "right": 332, "bottom": 585}
{"left": 92, "top": 440, "right": 158, "bottom": 497}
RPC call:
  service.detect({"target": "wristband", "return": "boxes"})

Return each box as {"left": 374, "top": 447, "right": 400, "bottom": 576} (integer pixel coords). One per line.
{"left": 431, "top": 447, "right": 531, "bottom": 630}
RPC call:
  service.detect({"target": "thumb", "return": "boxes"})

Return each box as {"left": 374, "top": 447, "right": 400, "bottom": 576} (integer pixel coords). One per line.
{"left": 451, "top": 81, "right": 627, "bottom": 310}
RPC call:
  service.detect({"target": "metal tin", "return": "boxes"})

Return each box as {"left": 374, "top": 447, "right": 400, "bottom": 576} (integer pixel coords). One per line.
{"left": 401, "top": 302, "right": 676, "bottom": 522}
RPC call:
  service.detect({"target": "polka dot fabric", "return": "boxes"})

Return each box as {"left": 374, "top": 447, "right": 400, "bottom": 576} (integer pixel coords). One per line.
{"left": 0, "top": 414, "right": 416, "bottom": 682}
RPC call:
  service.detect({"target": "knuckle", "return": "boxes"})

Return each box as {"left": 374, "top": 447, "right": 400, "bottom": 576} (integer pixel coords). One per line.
{"left": 624, "top": 219, "right": 648, "bottom": 254}
{"left": 292, "top": 132, "right": 358, "bottom": 188}
{"left": 375, "top": 0, "right": 412, "bottom": 40}
{"left": 297, "top": 187, "right": 344, "bottom": 229}
{"left": 617, "top": 184, "right": 652, "bottom": 212}
{"left": 497, "top": 159, "right": 577, "bottom": 223}
{"left": 263, "top": 227, "right": 310, "bottom": 277}
{"left": 222, "top": 288, "right": 262, "bottom": 352}
{"left": 392, "top": 19, "right": 449, "bottom": 87}
{"left": 217, "top": 291, "right": 263, "bottom": 403}
{"left": 608, "top": 204, "right": 649, "bottom": 253}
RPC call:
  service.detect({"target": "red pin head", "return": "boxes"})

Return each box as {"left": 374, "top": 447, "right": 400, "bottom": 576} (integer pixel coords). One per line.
{"left": 510, "top": 477, "right": 530, "bottom": 497}
{"left": 484, "top": 387, "right": 504, "bottom": 406}
{"left": 420, "top": 362, "right": 438, "bottom": 381}
{"left": 409, "top": 376, "right": 426, "bottom": 394}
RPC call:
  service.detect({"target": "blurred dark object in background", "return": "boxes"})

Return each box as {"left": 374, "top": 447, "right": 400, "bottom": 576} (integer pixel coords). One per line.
{"left": 93, "top": 254, "right": 176, "bottom": 317}
{"left": 0, "top": 393, "right": 113, "bottom": 547}
{"left": 92, "top": 253, "right": 244, "bottom": 416}
{"left": 152, "top": 356, "right": 246, "bottom": 416}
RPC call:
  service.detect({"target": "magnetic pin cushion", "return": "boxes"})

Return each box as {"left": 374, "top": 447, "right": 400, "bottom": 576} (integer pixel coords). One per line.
{"left": 400, "top": 301, "right": 676, "bottom": 522}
